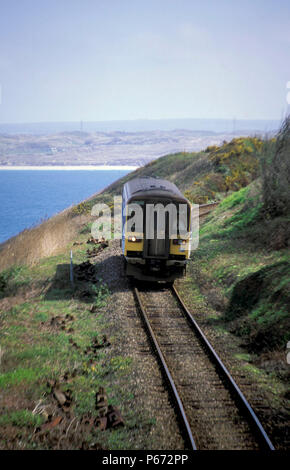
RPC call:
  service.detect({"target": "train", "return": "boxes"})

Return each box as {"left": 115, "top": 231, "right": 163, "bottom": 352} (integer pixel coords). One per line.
{"left": 121, "top": 176, "right": 192, "bottom": 282}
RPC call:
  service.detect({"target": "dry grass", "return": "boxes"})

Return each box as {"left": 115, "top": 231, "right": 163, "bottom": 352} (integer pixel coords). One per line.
{"left": 0, "top": 208, "right": 90, "bottom": 271}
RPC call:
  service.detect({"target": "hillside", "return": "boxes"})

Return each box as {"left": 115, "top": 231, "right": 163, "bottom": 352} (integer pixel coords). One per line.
{"left": 0, "top": 127, "right": 289, "bottom": 449}
{"left": 71, "top": 135, "right": 265, "bottom": 212}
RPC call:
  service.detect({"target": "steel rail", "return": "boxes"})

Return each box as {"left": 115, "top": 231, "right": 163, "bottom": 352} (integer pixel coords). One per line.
{"left": 195, "top": 209, "right": 213, "bottom": 218}
{"left": 134, "top": 287, "right": 197, "bottom": 450}
{"left": 199, "top": 202, "right": 219, "bottom": 209}
{"left": 172, "top": 284, "right": 275, "bottom": 451}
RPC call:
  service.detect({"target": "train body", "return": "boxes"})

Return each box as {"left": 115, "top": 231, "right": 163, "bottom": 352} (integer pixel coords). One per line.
{"left": 122, "top": 177, "right": 192, "bottom": 282}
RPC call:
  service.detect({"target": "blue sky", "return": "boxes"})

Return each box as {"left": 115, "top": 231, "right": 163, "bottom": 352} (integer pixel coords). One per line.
{"left": 0, "top": 0, "right": 289, "bottom": 122}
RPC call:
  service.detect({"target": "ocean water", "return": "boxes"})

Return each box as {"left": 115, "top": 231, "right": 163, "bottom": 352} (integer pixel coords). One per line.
{"left": 0, "top": 170, "right": 130, "bottom": 243}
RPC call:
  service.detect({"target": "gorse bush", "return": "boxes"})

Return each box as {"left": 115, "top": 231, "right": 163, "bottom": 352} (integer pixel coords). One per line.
{"left": 71, "top": 201, "right": 91, "bottom": 216}
{"left": 261, "top": 116, "right": 290, "bottom": 218}
{"left": 184, "top": 137, "right": 262, "bottom": 203}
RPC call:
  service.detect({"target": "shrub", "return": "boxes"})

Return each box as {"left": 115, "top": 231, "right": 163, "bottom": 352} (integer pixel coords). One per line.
{"left": 261, "top": 116, "right": 290, "bottom": 217}
{"left": 0, "top": 265, "right": 30, "bottom": 298}
{"left": 184, "top": 137, "right": 262, "bottom": 203}
{"left": 71, "top": 201, "right": 91, "bottom": 216}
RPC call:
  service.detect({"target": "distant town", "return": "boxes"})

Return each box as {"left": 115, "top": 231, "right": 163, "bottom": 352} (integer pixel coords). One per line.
{"left": 0, "top": 128, "right": 258, "bottom": 167}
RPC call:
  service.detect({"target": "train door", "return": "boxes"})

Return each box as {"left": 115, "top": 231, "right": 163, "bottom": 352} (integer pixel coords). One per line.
{"left": 144, "top": 202, "right": 170, "bottom": 258}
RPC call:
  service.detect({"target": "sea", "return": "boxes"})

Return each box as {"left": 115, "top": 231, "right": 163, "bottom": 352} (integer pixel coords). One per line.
{"left": 0, "top": 169, "right": 131, "bottom": 243}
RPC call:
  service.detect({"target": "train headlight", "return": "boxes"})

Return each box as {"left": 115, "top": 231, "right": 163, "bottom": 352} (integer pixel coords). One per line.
{"left": 128, "top": 236, "right": 142, "bottom": 243}
{"left": 173, "top": 239, "right": 187, "bottom": 245}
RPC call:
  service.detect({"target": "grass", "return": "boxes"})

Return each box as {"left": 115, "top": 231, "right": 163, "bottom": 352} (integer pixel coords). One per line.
{"left": 0, "top": 237, "right": 154, "bottom": 449}
{"left": 186, "top": 182, "right": 289, "bottom": 354}
{"left": 0, "top": 410, "right": 44, "bottom": 428}
{"left": 80, "top": 221, "right": 93, "bottom": 234}
{"left": 0, "top": 206, "right": 90, "bottom": 272}
{"left": 0, "top": 368, "right": 44, "bottom": 388}
{"left": 218, "top": 186, "right": 250, "bottom": 210}
{"left": 91, "top": 282, "right": 110, "bottom": 308}
{"left": 0, "top": 265, "right": 31, "bottom": 298}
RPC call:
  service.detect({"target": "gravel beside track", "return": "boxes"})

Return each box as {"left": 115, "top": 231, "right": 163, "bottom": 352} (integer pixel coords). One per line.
{"left": 92, "top": 240, "right": 184, "bottom": 449}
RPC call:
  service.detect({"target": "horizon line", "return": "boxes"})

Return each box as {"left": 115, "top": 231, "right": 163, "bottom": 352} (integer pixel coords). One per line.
{"left": 0, "top": 117, "right": 283, "bottom": 126}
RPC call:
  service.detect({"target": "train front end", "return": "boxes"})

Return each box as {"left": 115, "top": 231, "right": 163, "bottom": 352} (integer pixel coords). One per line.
{"left": 122, "top": 177, "right": 192, "bottom": 282}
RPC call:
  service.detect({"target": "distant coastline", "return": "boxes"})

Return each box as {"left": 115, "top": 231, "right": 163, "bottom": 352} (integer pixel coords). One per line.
{"left": 0, "top": 124, "right": 279, "bottom": 169}
{"left": 0, "top": 165, "right": 139, "bottom": 171}
{"left": 0, "top": 118, "right": 280, "bottom": 135}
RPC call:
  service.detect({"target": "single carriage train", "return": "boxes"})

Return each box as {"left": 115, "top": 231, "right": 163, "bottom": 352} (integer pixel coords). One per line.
{"left": 122, "top": 177, "right": 192, "bottom": 282}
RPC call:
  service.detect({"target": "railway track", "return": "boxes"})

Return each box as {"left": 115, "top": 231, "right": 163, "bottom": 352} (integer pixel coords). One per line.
{"left": 199, "top": 202, "right": 219, "bottom": 211}
{"left": 134, "top": 284, "right": 274, "bottom": 450}
{"left": 198, "top": 202, "right": 219, "bottom": 219}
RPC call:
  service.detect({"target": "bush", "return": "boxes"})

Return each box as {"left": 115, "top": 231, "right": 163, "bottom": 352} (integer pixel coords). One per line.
{"left": 71, "top": 201, "right": 91, "bottom": 216}
{"left": 0, "top": 265, "right": 30, "bottom": 298}
{"left": 261, "top": 116, "right": 290, "bottom": 217}
{"left": 184, "top": 137, "right": 262, "bottom": 203}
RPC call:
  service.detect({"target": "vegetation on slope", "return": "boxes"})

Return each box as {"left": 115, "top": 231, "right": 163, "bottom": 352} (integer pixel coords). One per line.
{"left": 0, "top": 119, "right": 289, "bottom": 449}
{"left": 184, "top": 136, "right": 264, "bottom": 203}
{"left": 260, "top": 116, "right": 290, "bottom": 218}
{"left": 190, "top": 182, "right": 289, "bottom": 353}
{"left": 0, "top": 241, "right": 147, "bottom": 450}
{"left": 72, "top": 135, "right": 266, "bottom": 216}
{"left": 174, "top": 118, "right": 290, "bottom": 413}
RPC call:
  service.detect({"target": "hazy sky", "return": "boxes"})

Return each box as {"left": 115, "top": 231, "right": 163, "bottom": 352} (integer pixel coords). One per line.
{"left": 0, "top": 0, "right": 289, "bottom": 123}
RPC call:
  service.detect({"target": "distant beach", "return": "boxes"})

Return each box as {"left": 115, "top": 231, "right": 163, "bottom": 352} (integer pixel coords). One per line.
{"left": 0, "top": 165, "right": 139, "bottom": 171}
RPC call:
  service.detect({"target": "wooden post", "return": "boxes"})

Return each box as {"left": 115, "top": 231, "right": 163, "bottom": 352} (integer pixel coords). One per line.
{"left": 70, "top": 250, "right": 74, "bottom": 288}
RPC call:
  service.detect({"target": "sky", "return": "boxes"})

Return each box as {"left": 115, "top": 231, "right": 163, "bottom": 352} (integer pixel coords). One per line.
{"left": 0, "top": 0, "right": 289, "bottom": 123}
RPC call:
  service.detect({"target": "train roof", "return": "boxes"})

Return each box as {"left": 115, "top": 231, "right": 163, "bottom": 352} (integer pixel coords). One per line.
{"left": 123, "top": 177, "right": 189, "bottom": 203}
